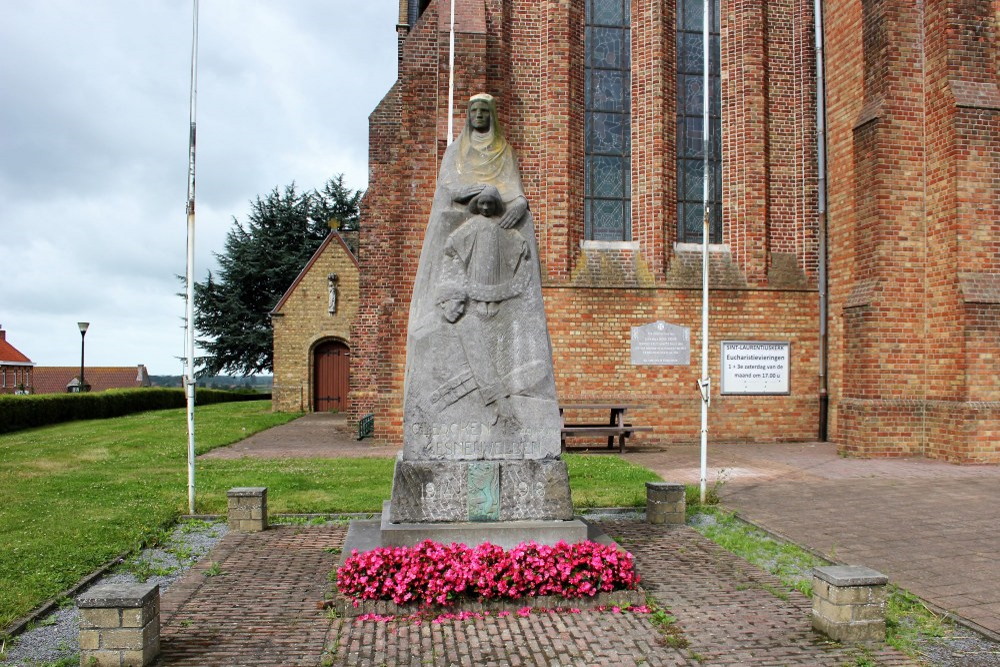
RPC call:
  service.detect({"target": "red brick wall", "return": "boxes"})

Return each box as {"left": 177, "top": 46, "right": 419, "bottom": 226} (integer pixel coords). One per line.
{"left": 722, "top": 0, "right": 769, "bottom": 285}
{"left": 349, "top": 0, "right": 925, "bottom": 453}
{"left": 545, "top": 286, "right": 820, "bottom": 443}
{"left": 826, "top": 0, "right": 999, "bottom": 462}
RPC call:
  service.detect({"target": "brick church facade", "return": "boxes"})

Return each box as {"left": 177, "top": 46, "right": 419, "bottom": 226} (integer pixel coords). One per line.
{"left": 346, "top": 0, "right": 998, "bottom": 462}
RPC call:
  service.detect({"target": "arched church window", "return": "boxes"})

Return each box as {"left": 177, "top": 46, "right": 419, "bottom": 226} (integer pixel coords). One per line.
{"left": 407, "top": 0, "right": 433, "bottom": 28}
{"left": 676, "top": 0, "right": 722, "bottom": 243}
{"left": 585, "top": 0, "right": 632, "bottom": 241}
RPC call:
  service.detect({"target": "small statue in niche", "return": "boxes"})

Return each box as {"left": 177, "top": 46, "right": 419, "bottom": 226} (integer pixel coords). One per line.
{"left": 327, "top": 273, "right": 339, "bottom": 314}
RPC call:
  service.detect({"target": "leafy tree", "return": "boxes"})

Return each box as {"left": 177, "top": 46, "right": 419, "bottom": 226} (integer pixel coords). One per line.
{"left": 193, "top": 175, "right": 362, "bottom": 376}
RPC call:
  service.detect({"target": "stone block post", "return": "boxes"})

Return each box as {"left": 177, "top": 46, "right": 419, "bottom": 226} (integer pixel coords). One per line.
{"left": 645, "top": 482, "right": 686, "bottom": 525}
{"left": 227, "top": 487, "right": 268, "bottom": 532}
{"left": 77, "top": 582, "right": 160, "bottom": 667}
{"left": 811, "top": 565, "right": 888, "bottom": 643}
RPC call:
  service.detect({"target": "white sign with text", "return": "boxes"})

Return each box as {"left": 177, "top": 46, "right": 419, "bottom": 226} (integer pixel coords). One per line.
{"left": 720, "top": 341, "right": 791, "bottom": 395}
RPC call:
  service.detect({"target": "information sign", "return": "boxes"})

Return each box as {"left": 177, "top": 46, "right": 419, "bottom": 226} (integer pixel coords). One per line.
{"left": 720, "top": 341, "right": 791, "bottom": 395}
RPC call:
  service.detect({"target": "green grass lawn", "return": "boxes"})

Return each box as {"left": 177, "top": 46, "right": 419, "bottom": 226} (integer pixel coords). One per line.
{"left": 0, "top": 401, "right": 660, "bottom": 630}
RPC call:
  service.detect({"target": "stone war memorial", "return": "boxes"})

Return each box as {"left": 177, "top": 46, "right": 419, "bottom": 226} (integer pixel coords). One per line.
{"left": 345, "top": 94, "right": 587, "bottom": 552}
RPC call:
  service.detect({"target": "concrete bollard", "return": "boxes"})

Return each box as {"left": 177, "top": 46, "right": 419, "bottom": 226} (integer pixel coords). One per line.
{"left": 227, "top": 487, "right": 268, "bottom": 532}
{"left": 811, "top": 565, "right": 888, "bottom": 643}
{"left": 645, "top": 482, "right": 686, "bottom": 525}
{"left": 77, "top": 582, "right": 160, "bottom": 667}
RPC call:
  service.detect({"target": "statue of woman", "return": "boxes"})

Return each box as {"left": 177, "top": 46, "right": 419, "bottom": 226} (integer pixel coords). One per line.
{"left": 402, "top": 94, "right": 562, "bottom": 461}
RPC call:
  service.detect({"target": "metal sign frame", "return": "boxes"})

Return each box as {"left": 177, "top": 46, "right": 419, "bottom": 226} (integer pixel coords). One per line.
{"left": 720, "top": 340, "right": 792, "bottom": 396}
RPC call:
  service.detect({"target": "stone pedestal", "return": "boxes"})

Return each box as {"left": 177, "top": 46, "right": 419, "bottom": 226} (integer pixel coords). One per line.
{"left": 77, "top": 583, "right": 160, "bottom": 667}
{"left": 227, "top": 487, "right": 268, "bottom": 532}
{"left": 645, "top": 482, "right": 686, "bottom": 525}
{"left": 389, "top": 456, "right": 573, "bottom": 522}
{"left": 342, "top": 503, "right": 591, "bottom": 558}
{"left": 811, "top": 565, "right": 888, "bottom": 643}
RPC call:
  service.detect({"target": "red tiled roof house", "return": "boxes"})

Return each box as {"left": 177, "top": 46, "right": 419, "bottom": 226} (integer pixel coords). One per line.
{"left": 31, "top": 365, "right": 152, "bottom": 394}
{"left": 0, "top": 325, "right": 35, "bottom": 394}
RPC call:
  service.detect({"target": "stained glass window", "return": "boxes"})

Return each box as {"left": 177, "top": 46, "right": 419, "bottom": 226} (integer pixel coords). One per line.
{"left": 677, "top": 0, "right": 722, "bottom": 243}
{"left": 585, "top": 0, "right": 631, "bottom": 241}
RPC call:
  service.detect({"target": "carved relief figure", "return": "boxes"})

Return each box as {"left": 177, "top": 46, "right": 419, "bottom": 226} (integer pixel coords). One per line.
{"left": 402, "top": 93, "right": 562, "bottom": 460}
{"left": 444, "top": 185, "right": 530, "bottom": 318}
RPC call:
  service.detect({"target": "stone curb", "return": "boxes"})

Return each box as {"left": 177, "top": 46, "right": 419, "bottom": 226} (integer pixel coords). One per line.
{"left": 1, "top": 550, "right": 130, "bottom": 640}
{"left": 180, "top": 512, "right": 382, "bottom": 522}
{"left": 327, "top": 588, "right": 646, "bottom": 618}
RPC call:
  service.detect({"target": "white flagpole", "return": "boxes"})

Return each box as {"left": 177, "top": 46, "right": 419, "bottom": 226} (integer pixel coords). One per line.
{"left": 447, "top": 0, "right": 456, "bottom": 145}
{"left": 699, "top": 0, "right": 711, "bottom": 504}
{"left": 184, "top": 0, "right": 199, "bottom": 514}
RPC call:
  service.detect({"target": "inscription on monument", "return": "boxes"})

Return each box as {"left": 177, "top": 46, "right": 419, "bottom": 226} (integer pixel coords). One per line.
{"left": 630, "top": 321, "right": 691, "bottom": 366}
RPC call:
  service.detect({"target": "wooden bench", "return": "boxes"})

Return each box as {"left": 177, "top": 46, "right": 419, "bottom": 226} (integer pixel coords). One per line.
{"left": 559, "top": 403, "right": 652, "bottom": 453}
{"left": 560, "top": 424, "right": 653, "bottom": 453}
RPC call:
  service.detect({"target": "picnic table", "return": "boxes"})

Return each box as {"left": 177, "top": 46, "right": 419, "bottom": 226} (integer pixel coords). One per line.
{"left": 558, "top": 403, "right": 652, "bottom": 453}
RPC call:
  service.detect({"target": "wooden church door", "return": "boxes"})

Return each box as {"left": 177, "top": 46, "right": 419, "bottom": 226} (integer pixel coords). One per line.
{"left": 313, "top": 340, "right": 350, "bottom": 412}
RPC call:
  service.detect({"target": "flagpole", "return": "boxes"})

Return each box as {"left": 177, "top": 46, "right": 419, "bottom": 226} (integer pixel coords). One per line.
{"left": 699, "top": 0, "right": 711, "bottom": 504}
{"left": 184, "top": 0, "right": 199, "bottom": 515}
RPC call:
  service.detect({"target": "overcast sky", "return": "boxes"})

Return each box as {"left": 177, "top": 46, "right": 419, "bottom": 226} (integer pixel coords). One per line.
{"left": 0, "top": 1, "right": 398, "bottom": 375}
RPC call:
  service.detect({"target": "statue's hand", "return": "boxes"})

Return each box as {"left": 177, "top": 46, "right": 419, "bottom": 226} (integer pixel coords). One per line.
{"left": 498, "top": 196, "right": 528, "bottom": 229}
{"left": 454, "top": 184, "right": 486, "bottom": 204}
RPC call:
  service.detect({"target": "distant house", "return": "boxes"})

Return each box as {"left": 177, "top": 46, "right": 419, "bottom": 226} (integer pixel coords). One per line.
{"left": 31, "top": 365, "right": 152, "bottom": 394}
{"left": 0, "top": 325, "right": 35, "bottom": 394}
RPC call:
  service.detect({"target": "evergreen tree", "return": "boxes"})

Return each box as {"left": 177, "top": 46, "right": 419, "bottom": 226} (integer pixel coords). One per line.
{"left": 193, "top": 175, "right": 362, "bottom": 376}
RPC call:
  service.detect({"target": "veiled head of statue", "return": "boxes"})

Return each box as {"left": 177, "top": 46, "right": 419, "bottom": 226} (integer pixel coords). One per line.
{"left": 467, "top": 93, "right": 495, "bottom": 132}
{"left": 454, "top": 93, "right": 511, "bottom": 185}
{"left": 469, "top": 100, "right": 491, "bottom": 132}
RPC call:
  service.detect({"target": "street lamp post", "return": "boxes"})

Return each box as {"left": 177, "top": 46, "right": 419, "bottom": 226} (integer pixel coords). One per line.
{"left": 78, "top": 322, "right": 90, "bottom": 392}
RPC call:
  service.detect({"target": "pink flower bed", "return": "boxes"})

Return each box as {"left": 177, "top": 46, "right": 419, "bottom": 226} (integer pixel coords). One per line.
{"left": 336, "top": 539, "right": 640, "bottom": 607}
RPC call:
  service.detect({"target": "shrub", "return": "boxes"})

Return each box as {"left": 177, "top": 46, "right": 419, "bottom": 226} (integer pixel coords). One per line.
{"left": 0, "top": 388, "right": 270, "bottom": 434}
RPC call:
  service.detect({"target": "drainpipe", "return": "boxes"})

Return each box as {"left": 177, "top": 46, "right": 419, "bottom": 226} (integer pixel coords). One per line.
{"left": 815, "top": 0, "right": 829, "bottom": 441}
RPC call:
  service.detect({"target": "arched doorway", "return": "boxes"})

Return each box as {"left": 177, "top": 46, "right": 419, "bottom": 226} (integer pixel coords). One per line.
{"left": 313, "top": 340, "right": 350, "bottom": 412}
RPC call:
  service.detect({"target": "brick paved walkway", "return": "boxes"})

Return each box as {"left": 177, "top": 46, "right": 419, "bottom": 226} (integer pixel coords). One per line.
{"left": 199, "top": 413, "right": 400, "bottom": 460}
{"left": 157, "top": 522, "right": 914, "bottom": 665}
{"left": 205, "top": 416, "right": 1000, "bottom": 640}
{"left": 159, "top": 526, "right": 343, "bottom": 665}
{"left": 625, "top": 441, "right": 1000, "bottom": 640}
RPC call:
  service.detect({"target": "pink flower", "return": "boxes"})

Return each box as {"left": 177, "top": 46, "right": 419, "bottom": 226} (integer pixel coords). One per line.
{"left": 334, "top": 539, "right": 639, "bottom": 607}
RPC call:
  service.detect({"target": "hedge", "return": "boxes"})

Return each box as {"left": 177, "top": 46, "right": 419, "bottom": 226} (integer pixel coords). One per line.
{"left": 0, "top": 388, "right": 271, "bottom": 434}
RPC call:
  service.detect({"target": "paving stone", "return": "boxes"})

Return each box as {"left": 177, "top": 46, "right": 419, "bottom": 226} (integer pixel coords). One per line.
{"left": 153, "top": 522, "right": 918, "bottom": 666}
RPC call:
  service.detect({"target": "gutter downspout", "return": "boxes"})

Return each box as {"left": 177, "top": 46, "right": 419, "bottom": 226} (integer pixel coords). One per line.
{"left": 815, "top": 0, "right": 829, "bottom": 441}
{"left": 447, "top": 0, "right": 456, "bottom": 145}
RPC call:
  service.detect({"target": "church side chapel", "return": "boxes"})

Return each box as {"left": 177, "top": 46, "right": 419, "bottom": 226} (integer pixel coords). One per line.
{"left": 342, "top": 0, "right": 997, "bottom": 463}
{"left": 272, "top": 232, "right": 360, "bottom": 413}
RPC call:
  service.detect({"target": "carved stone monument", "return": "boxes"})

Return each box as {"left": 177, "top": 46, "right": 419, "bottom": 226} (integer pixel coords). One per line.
{"left": 381, "top": 94, "right": 577, "bottom": 543}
